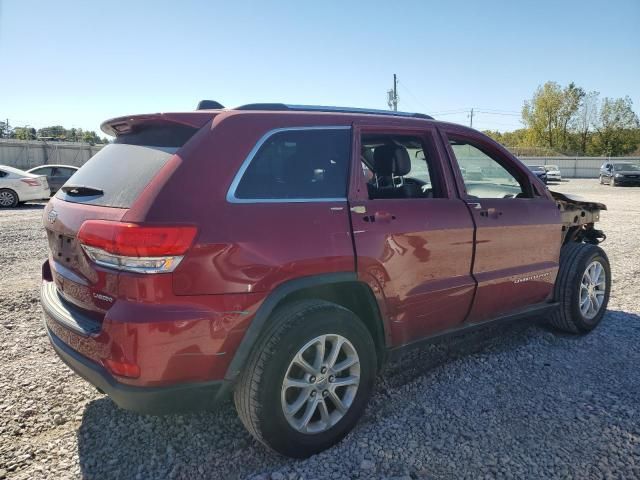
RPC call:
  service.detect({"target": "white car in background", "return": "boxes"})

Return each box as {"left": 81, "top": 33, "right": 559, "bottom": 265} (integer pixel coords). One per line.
{"left": 543, "top": 165, "right": 562, "bottom": 182}
{"left": 0, "top": 165, "right": 50, "bottom": 208}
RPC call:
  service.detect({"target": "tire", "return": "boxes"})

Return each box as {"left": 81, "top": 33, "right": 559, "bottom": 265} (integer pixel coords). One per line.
{"left": 234, "top": 299, "right": 377, "bottom": 458}
{"left": 599, "top": 175, "right": 604, "bottom": 185}
{"left": 0, "top": 189, "right": 19, "bottom": 208}
{"left": 549, "top": 243, "right": 611, "bottom": 333}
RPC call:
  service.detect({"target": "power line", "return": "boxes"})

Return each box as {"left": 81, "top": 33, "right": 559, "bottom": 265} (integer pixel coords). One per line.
{"left": 396, "top": 79, "right": 431, "bottom": 113}
{"left": 475, "top": 110, "right": 521, "bottom": 117}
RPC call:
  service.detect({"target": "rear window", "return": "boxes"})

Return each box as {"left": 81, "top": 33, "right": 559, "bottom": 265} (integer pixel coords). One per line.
{"left": 56, "top": 124, "right": 198, "bottom": 208}
{"left": 232, "top": 128, "right": 351, "bottom": 201}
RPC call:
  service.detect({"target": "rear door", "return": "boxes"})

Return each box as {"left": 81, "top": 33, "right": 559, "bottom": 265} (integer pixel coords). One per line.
{"left": 441, "top": 127, "right": 561, "bottom": 323}
{"left": 349, "top": 124, "right": 476, "bottom": 346}
{"left": 49, "top": 167, "right": 73, "bottom": 192}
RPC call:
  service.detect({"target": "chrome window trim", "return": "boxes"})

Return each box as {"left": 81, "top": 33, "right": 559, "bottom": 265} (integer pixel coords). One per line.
{"left": 226, "top": 126, "right": 351, "bottom": 204}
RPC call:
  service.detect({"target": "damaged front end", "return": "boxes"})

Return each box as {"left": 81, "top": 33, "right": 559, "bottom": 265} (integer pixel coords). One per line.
{"left": 551, "top": 191, "right": 607, "bottom": 245}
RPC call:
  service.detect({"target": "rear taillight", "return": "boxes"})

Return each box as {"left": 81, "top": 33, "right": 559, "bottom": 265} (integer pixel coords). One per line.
{"left": 77, "top": 220, "right": 197, "bottom": 274}
{"left": 21, "top": 178, "right": 41, "bottom": 187}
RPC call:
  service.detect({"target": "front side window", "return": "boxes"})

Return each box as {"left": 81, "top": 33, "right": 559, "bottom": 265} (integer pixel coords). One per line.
{"left": 360, "top": 134, "right": 443, "bottom": 199}
{"left": 233, "top": 128, "right": 350, "bottom": 200}
{"left": 448, "top": 138, "right": 526, "bottom": 199}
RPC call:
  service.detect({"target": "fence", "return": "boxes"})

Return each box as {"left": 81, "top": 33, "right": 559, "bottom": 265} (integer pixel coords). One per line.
{"left": 518, "top": 157, "right": 640, "bottom": 178}
{"left": 0, "top": 139, "right": 638, "bottom": 179}
{"left": 0, "top": 139, "right": 103, "bottom": 170}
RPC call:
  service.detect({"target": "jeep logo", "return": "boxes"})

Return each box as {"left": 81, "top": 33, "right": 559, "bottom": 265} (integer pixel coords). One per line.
{"left": 47, "top": 209, "right": 58, "bottom": 224}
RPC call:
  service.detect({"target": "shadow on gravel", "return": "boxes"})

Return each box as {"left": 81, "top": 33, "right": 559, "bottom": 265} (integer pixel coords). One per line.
{"left": 75, "top": 311, "right": 639, "bottom": 479}
{"left": 17, "top": 203, "right": 46, "bottom": 210}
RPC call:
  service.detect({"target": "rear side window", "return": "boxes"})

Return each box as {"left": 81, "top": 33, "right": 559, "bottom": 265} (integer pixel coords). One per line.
{"left": 232, "top": 128, "right": 351, "bottom": 201}
{"left": 56, "top": 124, "right": 198, "bottom": 208}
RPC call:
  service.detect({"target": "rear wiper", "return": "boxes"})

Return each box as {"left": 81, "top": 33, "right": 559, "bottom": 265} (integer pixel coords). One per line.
{"left": 61, "top": 185, "right": 104, "bottom": 196}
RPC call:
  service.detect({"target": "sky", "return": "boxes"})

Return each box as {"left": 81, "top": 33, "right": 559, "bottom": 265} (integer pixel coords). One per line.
{"left": 1, "top": 0, "right": 639, "bottom": 136}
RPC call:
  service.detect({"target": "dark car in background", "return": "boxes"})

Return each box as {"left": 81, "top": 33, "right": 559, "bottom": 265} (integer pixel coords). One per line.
{"left": 599, "top": 161, "right": 640, "bottom": 186}
{"left": 27, "top": 164, "right": 79, "bottom": 194}
{"left": 527, "top": 165, "right": 548, "bottom": 184}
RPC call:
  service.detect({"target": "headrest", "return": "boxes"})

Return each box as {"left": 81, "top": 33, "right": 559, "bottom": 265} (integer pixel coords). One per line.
{"left": 373, "top": 145, "right": 411, "bottom": 176}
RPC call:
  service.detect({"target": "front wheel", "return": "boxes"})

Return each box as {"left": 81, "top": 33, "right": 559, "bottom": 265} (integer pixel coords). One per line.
{"left": 549, "top": 243, "right": 611, "bottom": 333}
{"left": 234, "top": 300, "right": 377, "bottom": 458}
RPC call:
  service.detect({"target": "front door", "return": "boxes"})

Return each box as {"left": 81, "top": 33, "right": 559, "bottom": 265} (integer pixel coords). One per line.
{"left": 442, "top": 128, "right": 561, "bottom": 323}
{"left": 349, "top": 125, "right": 476, "bottom": 346}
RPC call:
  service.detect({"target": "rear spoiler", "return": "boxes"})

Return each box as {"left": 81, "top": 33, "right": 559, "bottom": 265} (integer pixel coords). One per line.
{"left": 100, "top": 112, "right": 214, "bottom": 137}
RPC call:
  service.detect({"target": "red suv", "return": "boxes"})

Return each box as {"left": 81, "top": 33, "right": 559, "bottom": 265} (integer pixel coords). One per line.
{"left": 41, "top": 102, "right": 610, "bottom": 458}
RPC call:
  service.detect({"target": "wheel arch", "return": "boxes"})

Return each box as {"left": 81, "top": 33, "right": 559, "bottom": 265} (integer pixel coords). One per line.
{"left": 224, "top": 273, "right": 389, "bottom": 383}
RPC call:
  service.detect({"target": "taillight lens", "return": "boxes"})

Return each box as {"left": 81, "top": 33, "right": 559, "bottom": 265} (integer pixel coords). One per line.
{"left": 77, "top": 220, "right": 197, "bottom": 274}
{"left": 21, "top": 178, "right": 41, "bottom": 187}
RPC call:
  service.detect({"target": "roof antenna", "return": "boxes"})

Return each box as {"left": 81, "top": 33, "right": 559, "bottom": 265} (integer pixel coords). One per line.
{"left": 197, "top": 100, "right": 225, "bottom": 110}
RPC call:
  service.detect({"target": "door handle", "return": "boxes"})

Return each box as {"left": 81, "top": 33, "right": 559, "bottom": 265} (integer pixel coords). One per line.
{"left": 363, "top": 211, "right": 396, "bottom": 223}
{"left": 479, "top": 207, "right": 502, "bottom": 219}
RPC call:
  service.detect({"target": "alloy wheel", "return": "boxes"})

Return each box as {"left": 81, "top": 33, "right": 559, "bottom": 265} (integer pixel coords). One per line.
{"left": 579, "top": 260, "right": 606, "bottom": 320}
{"left": 0, "top": 190, "right": 16, "bottom": 207}
{"left": 281, "top": 334, "right": 360, "bottom": 434}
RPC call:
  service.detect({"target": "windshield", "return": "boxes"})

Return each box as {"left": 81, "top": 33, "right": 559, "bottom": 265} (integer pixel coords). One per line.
{"left": 614, "top": 163, "right": 640, "bottom": 171}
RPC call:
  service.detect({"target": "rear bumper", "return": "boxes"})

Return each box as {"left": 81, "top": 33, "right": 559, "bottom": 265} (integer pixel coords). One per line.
{"left": 19, "top": 186, "right": 50, "bottom": 201}
{"left": 45, "top": 322, "right": 227, "bottom": 414}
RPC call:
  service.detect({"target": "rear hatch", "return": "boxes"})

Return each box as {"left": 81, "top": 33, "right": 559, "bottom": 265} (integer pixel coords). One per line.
{"left": 43, "top": 114, "right": 210, "bottom": 323}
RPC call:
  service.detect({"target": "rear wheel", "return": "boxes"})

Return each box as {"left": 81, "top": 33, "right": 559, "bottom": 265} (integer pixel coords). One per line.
{"left": 549, "top": 243, "right": 610, "bottom": 333}
{"left": 234, "top": 300, "right": 377, "bottom": 458}
{"left": 0, "top": 189, "right": 18, "bottom": 208}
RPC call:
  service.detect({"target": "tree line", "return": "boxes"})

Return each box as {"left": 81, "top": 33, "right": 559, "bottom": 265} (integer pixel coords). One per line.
{"left": 0, "top": 122, "right": 109, "bottom": 146}
{"left": 484, "top": 81, "right": 640, "bottom": 157}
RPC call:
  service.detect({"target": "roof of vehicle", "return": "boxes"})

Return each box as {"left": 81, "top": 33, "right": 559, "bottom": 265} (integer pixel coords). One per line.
{"left": 101, "top": 102, "right": 437, "bottom": 136}
{"left": 27, "top": 164, "right": 79, "bottom": 171}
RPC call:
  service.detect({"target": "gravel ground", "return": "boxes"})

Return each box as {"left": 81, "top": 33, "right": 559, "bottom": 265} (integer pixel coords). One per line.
{"left": 1, "top": 179, "right": 639, "bottom": 480}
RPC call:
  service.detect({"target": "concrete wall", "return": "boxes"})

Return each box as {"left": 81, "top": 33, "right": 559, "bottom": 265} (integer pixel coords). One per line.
{"left": 1, "top": 139, "right": 638, "bottom": 179}
{"left": 0, "top": 139, "right": 103, "bottom": 170}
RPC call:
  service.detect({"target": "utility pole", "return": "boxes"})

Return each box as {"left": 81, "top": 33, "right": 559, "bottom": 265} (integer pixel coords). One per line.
{"left": 393, "top": 74, "right": 398, "bottom": 111}
{"left": 469, "top": 108, "right": 474, "bottom": 128}
{"left": 387, "top": 74, "right": 398, "bottom": 111}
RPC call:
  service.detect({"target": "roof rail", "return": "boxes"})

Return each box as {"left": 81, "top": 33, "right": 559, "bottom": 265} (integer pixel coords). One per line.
{"left": 234, "top": 103, "right": 433, "bottom": 120}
